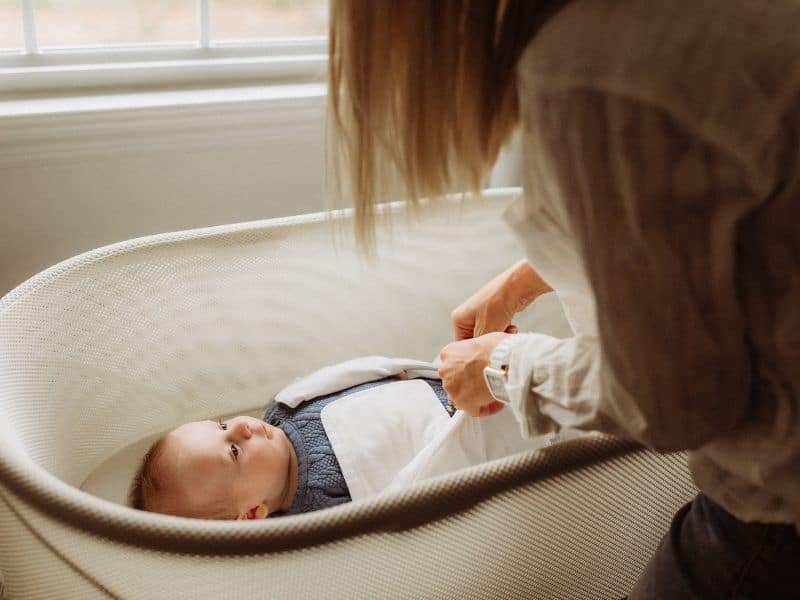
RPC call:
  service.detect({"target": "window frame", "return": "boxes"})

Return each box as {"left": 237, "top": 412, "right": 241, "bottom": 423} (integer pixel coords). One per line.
{"left": 0, "top": 38, "right": 328, "bottom": 95}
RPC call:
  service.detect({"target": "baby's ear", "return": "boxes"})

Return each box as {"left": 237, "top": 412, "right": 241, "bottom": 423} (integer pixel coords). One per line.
{"left": 237, "top": 503, "right": 269, "bottom": 520}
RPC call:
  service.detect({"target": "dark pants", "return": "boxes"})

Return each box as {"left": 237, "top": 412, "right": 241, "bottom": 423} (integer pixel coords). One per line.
{"left": 629, "top": 493, "right": 800, "bottom": 599}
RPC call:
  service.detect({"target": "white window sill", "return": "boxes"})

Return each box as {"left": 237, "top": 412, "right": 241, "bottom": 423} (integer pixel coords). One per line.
{"left": 0, "top": 82, "right": 325, "bottom": 119}
{"left": 0, "top": 82, "right": 326, "bottom": 164}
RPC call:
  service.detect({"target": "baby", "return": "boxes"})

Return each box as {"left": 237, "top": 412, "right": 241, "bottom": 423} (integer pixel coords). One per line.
{"left": 129, "top": 376, "right": 452, "bottom": 520}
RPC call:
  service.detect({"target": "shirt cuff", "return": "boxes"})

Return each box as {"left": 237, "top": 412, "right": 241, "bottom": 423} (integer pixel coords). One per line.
{"left": 504, "top": 332, "right": 562, "bottom": 439}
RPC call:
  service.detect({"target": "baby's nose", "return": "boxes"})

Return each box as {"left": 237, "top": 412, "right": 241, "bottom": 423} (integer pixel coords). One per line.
{"left": 235, "top": 421, "right": 252, "bottom": 439}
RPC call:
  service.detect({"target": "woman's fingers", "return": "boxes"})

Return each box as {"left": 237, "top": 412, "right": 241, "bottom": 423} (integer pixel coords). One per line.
{"left": 451, "top": 306, "right": 475, "bottom": 340}
{"left": 451, "top": 259, "right": 531, "bottom": 341}
{"left": 438, "top": 333, "right": 510, "bottom": 416}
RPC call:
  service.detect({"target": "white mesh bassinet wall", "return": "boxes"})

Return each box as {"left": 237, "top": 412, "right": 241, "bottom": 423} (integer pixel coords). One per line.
{"left": 0, "top": 189, "right": 697, "bottom": 600}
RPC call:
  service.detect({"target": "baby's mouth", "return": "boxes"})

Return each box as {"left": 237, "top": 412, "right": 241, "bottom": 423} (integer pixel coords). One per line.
{"left": 262, "top": 423, "right": 273, "bottom": 440}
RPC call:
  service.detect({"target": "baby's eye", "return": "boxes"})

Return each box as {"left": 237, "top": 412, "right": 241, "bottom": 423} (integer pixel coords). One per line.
{"left": 218, "top": 421, "right": 228, "bottom": 431}
{"left": 230, "top": 444, "right": 240, "bottom": 460}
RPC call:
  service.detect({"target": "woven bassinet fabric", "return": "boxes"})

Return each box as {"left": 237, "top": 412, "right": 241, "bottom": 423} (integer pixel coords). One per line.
{"left": 0, "top": 442, "right": 696, "bottom": 599}
{"left": 0, "top": 190, "right": 699, "bottom": 599}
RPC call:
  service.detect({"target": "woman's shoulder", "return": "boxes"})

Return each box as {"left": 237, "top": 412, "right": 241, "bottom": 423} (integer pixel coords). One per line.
{"left": 518, "top": 0, "right": 800, "bottom": 168}
{"left": 521, "top": 0, "right": 800, "bottom": 89}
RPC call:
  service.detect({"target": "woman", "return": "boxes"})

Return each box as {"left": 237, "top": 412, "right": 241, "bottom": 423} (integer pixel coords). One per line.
{"left": 326, "top": 1, "right": 800, "bottom": 597}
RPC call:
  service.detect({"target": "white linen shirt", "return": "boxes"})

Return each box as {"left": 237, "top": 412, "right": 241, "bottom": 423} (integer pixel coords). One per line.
{"left": 505, "top": 0, "right": 800, "bottom": 530}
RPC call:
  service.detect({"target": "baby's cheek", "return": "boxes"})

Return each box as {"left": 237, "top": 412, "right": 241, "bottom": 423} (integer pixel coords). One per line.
{"left": 257, "top": 443, "right": 281, "bottom": 472}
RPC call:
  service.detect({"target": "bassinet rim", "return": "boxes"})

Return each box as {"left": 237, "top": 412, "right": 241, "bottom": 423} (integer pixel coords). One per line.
{"left": 0, "top": 187, "right": 516, "bottom": 314}
{"left": 0, "top": 432, "right": 644, "bottom": 555}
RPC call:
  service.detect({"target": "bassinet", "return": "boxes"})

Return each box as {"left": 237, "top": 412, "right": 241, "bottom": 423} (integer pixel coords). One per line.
{"left": 0, "top": 188, "right": 697, "bottom": 600}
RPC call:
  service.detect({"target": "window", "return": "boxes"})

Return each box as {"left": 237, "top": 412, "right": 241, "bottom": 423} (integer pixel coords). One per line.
{"left": 0, "top": 1, "right": 23, "bottom": 51}
{"left": 0, "top": 1, "right": 328, "bottom": 94}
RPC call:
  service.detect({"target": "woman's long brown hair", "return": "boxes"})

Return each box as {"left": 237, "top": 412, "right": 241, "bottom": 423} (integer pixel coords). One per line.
{"left": 326, "top": 0, "right": 569, "bottom": 251}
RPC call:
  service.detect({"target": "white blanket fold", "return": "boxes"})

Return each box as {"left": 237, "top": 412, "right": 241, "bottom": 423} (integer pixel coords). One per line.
{"left": 275, "top": 356, "right": 575, "bottom": 501}
{"left": 274, "top": 356, "right": 440, "bottom": 408}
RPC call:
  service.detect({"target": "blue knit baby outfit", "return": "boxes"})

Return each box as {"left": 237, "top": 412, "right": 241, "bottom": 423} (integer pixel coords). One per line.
{"left": 263, "top": 377, "right": 452, "bottom": 516}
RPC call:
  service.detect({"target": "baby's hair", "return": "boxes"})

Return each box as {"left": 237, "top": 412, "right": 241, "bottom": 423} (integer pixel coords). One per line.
{"left": 128, "top": 436, "right": 169, "bottom": 512}
{"left": 128, "top": 431, "right": 237, "bottom": 520}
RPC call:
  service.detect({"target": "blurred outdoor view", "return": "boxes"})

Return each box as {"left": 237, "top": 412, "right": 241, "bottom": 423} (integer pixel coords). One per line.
{"left": 0, "top": 0, "right": 327, "bottom": 50}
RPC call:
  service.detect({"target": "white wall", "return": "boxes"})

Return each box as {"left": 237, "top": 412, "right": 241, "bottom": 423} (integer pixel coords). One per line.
{"left": 0, "top": 87, "right": 326, "bottom": 296}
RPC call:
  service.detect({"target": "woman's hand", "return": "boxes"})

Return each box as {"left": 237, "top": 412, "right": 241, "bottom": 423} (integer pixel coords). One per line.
{"left": 452, "top": 259, "right": 552, "bottom": 341}
{"left": 438, "top": 331, "right": 511, "bottom": 417}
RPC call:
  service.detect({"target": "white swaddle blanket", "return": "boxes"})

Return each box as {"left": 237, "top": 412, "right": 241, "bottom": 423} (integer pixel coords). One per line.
{"left": 275, "top": 356, "right": 578, "bottom": 501}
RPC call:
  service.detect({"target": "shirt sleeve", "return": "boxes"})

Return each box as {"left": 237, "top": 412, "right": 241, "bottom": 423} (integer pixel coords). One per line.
{"left": 508, "top": 88, "right": 764, "bottom": 452}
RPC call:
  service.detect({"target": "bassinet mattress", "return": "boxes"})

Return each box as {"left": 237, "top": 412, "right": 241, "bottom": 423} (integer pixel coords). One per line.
{"left": 0, "top": 189, "right": 697, "bottom": 599}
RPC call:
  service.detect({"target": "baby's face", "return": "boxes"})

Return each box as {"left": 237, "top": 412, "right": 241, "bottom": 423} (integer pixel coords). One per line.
{"left": 159, "top": 416, "right": 295, "bottom": 519}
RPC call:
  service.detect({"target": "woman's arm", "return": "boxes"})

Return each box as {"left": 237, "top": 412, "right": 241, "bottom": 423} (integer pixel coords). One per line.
{"left": 510, "top": 87, "right": 766, "bottom": 451}
{"left": 445, "top": 87, "right": 767, "bottom": 452}
{"left": 451, "top": 258, "right": 553, "bottom": 341}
